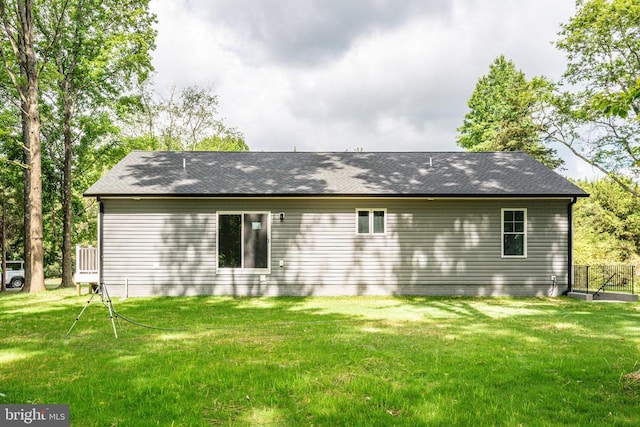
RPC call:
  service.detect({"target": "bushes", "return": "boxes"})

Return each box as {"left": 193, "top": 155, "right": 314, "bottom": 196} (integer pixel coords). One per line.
{"left": 573, "top": 178, "right": 640, "bottom": 265}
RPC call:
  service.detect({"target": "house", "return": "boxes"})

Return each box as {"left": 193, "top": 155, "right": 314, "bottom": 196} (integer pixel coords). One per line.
{"left": 84, "top": 151, "right": 588, "bottom": 297}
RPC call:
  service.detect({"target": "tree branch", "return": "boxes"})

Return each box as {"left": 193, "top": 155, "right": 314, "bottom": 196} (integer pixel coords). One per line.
{"left": 36, "top": 0, "right": 71, "bottom": 76}
{"left": 554, "top": 136, "right": 640, "bottom": 197}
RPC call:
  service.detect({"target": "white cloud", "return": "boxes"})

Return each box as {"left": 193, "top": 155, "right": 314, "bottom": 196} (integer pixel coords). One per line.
{"left": 150, "top": 0, "right": 589, "bottom": 177}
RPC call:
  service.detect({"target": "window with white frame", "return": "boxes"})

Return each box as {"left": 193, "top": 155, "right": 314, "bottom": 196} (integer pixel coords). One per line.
{"left": 217, "top": 212, "right": 270, "bottom": 271}
{"left": 501, "top": 208, "right": 527, "bottom": 257}
{"left": 356, "top": 209, "right": 386, "bottom": 235}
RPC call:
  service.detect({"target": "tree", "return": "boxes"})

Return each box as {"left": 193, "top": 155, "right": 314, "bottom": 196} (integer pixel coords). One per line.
{"left": 62, "top": 83, "right": 248, "bottom": 260}
{"left": 39, "top": 0, "right": 156, "bottom": 287}
{"left": 1, "top": 0, "right": 156, "bottom": 290}
{"left": 0, "top": 0, "right": 46, "bottom": 292}
{"left": 592, "top": 78, "right": 640, "bottom": 120}
{"left": 573, "top": 177, "right": 640, "bottom": 264}
{"left": 126, "top": 84, "right": 248, "bottom": 152}
{"left": 194, "top": 134, "right": 248, "bottom": 152}
{"left": 457, "top": 55, "right": 563, "bottom": 169}
{"left": 0, "top": 104, "right": 25, "bottom": 267}
{"left": 545, "top": 0, "right": 640, "bottom": 195}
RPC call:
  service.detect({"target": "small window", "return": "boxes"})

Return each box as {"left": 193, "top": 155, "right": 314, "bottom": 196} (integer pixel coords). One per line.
{"left": 357, "top": 210, "right": 370, "bottom": 234}
{"left": 356, "top": 209, "right": 386, "bottom": 235}
{"left": 502, "top": 208, "right": 527, "bottom": 257}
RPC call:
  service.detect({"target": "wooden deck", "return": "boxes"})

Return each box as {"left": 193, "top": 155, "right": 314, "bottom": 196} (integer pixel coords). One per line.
{"left": 75, "top": 245, "right": 99, "bottom": 294}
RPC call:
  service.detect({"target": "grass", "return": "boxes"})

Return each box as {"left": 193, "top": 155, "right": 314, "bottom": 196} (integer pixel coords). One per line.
{"left": 1, "top": 289, "right": 639, "bottom": 426}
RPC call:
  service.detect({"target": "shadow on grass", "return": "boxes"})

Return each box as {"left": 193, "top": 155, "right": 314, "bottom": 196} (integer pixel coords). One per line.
{"left": 1, "top": 290, "right": 639, "bottom": 426}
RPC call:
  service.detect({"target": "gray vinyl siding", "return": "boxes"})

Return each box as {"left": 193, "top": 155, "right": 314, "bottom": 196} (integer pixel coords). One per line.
{"left": 101, "top": 198, "right": 571, "bottom": 297}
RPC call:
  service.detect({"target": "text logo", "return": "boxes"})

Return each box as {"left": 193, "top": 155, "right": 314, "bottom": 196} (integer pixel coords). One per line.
{"left": 1, "top": 405, "right": 69, "bottom": 426}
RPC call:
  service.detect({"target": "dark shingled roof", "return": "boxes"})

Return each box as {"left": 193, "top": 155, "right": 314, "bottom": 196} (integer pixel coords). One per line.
{"left": 84, "top": 151, "right": 588, "bottom": 198}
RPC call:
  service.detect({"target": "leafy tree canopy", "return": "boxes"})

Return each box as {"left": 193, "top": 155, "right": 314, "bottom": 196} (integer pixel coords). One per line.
{"left": 457, "top": 55, "right": 563, "bottom": 169}
{"left": 573, "top": 177, "right": 640, "bottom": 264}
{"left": 120, "top": 84, "right": 248, "bottom": 152}
{"left": 546, "top": 0, "right": 640, "bottom": 195}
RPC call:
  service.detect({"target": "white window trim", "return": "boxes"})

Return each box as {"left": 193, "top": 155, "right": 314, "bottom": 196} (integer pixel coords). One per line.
{"left": 355, "top": 208, "right": 387, "bottom": 235}
{"left": 216, "top": 211, "right": 271, "bottom": 274}
{"left": 501, "top": 208, "right": 527, "bottom": 259}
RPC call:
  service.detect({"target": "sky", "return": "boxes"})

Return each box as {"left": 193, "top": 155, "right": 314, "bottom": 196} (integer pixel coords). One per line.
{"left": 148, "top": 0, "right": 600, "bottom": 180}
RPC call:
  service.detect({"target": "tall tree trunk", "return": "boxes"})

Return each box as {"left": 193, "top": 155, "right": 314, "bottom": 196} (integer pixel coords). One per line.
{"left": 27, "top": 76, "right": 44, "bottom": 292}
{"left": 21, "top": 107, "right": 31, "bottom": 293}
{"left": 61, "top": 91, "right": 74, "bottom": 287}
{"left": 22, "top": 0, "right": 44, "bottom": 293}
{"left": 0, "top": 0, "right": 44, "bottom": 292}
{"left": 27, "top": 86, "right": 44, "bottom": 292}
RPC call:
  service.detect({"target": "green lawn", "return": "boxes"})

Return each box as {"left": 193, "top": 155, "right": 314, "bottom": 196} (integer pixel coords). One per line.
{"left": 1, "top": 289, "right": 639, "bottom": 426}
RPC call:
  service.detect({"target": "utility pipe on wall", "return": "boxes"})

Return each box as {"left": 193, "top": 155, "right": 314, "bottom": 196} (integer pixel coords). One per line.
{"left": 567, "top": 197, "right": 578, "bottom": 293}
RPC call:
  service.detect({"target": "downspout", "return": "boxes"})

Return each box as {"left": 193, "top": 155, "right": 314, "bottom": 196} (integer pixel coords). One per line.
{"left": 567, "top": 197, "right": 577, "bottom": 293}
{"left": 98, "top": 197, "right": 104, "bottom": 289}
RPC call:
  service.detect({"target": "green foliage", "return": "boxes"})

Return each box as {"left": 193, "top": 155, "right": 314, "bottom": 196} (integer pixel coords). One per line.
{"left": 573, "top": 177, "right": 640, "bottom": 264}
{"left": 0, "top": 105, "right": 24, "bottom": 261}
{"left": 33, "top": 0, "right": 158, "bottom": 281}
{"left": 0, "top": 0, "right": 163, "bottom": 279}
{"left": 39, "top": 0, "right": 158, "bottom": 100}
{"left": 457, "top": 55, "right": 563, "bottom": 169}
{"left": 60, "top": 82, "right": 247, "bottom": 266}
{"left": 123, "top": 84, "right": 248, "bottom": 152}
{"left": 592, "top": 78, "right": 640, "bottom": 119}
{"left": 548, "top": 0, "right": 640, "bottom": 189}
{"left": 194, "top": 133, "right": 248, "bottom": 152}
{"left": 2, "top": 292, "right": 639, "bottom": 425}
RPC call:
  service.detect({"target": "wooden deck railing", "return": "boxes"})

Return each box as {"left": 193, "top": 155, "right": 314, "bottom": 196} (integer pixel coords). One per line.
{"left": 75, "top": 245, "right": 99, "bottom": 294}
{"left": 76, "top": 245, "right": 98, "bottom": 275}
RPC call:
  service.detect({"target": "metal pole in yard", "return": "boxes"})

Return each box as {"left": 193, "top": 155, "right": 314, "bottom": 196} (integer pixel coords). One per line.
{"left": 586, "top": 265, "right": 589, "bottom": 294}
{"left": 102, "top": 284, "right": 118, "bottom": 339}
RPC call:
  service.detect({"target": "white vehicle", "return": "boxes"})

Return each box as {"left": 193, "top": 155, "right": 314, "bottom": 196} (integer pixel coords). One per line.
{"left": 2, "top": 260, "right": 25, "bottom": 289}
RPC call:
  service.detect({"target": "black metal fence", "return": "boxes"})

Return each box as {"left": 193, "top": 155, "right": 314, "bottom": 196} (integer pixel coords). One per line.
{"left": 573, "top": 265, "right": 635, "bottom": 294}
